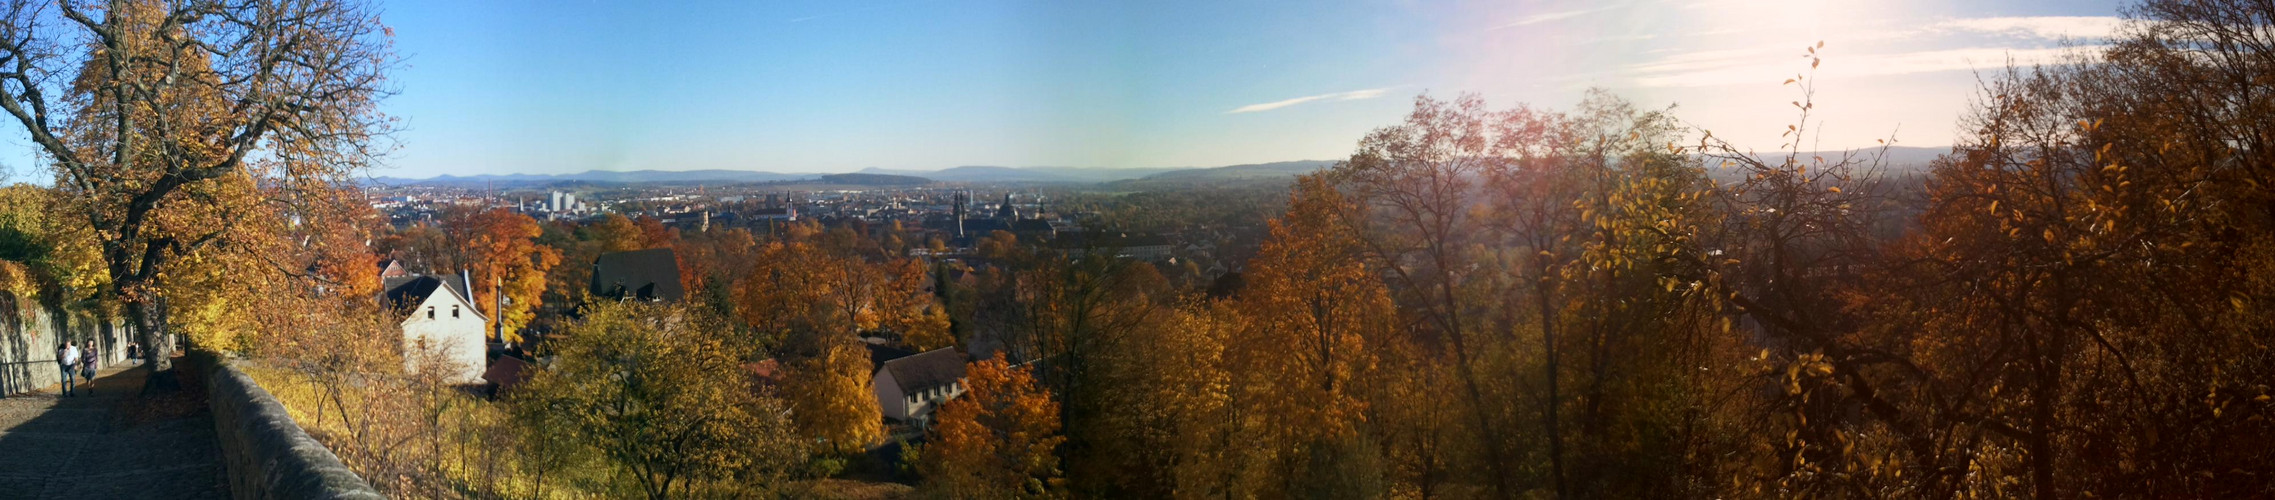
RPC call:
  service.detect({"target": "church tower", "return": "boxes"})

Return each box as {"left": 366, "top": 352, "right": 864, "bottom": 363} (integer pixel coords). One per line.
{"left": 953, "top": 191, "right": 967, "bottom": 238}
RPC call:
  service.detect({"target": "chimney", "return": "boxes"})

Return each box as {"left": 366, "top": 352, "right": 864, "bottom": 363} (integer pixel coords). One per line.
{"left": 460, "top": 269, "right": 473, "bottom": 304}
{"left": 494, "top": 272, "right": 505, "bottom": 343}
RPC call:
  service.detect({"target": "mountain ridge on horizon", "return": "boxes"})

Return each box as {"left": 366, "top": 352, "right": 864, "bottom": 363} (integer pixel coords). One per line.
{"left": 371, "top": 160, "right": 1347, "bottom": 186}
{"left": 371, "top": 146, "right": 1949, "bottom": 187}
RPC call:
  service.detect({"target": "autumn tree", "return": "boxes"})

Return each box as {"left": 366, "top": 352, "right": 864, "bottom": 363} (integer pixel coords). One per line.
{"left": 736, "top": 239, "right": 940, "bottom": 352}
{"left": 0, "top": 0, "right": 393, "bottom": 373}
{"left": 1230, "top": 174, "right": 1397, "bottom": 494}
{"left": 1845, "top": 3, "right": 2275, "bottom": 495}
{"left": 588, "top": 213, "right": 647, "bottom": 254}
{"left": 1080, "top": 303, "right": 1244, "bottom": 497}
{"left": 512, "top": 300, "right": 804, "bottom": 499}
{"left": 438, "top": 207, "right": 559, "bottom": 342}
{"left": 1334, "top": 94, "right": 1526, "bottom": 497}
{"left": 736, "top": 238, "right": 943, "bottom": 453}
{"left": 919, "top": 354, "right": 1067, "bottom": 499}
{"left": 674, "top": 226, "right": 757, "bottom": 315}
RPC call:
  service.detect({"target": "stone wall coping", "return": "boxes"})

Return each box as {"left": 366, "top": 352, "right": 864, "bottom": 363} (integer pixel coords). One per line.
{"left": 205, "top": 356, "right": 385, "bottom": 500}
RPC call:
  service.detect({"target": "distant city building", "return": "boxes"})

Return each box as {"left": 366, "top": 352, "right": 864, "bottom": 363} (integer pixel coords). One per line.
{"left": 749, "top": 207, "right": 797, "bottom": 221}
{"left": 996, "top": 193, "right": 1019, "bottom": 220}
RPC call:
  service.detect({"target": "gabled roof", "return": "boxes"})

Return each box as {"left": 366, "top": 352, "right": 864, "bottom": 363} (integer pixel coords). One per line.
{"left": 383, "top": 274, "right": 482, "bottom": 319}
{"left": 590, "top": 248, "right": 685, "bottom": 302}
{"left": 867, "top": 343, "right": 915, "bottom": 370}
{"left": 377, "top": 259, "right": 408, "bottom": 278}
{"left": 879, "top": 347, "right": 967, "bottom": 395}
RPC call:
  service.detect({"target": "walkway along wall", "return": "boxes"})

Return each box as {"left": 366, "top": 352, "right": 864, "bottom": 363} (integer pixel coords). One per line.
{"left": 202, "top": 352, "right": 384, "bottom": 500}
{"left": 0, "top": 292, "right": 134, "bottom": 396}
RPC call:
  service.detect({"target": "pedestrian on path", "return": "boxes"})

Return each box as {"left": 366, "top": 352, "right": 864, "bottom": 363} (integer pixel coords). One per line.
{"left": 80, "top": 343, "right": 99, "bottom": 394}
{"left": 57, "top": 340, "right": 77, "bottom": 396}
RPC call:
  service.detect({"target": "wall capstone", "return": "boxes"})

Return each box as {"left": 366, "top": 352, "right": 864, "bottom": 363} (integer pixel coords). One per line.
{"left": 205, "top": 355, "right": 384, "bottom": 500}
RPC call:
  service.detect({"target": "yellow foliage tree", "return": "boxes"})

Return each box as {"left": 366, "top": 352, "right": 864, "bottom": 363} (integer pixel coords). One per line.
{"left": 512, "top": 300, "right": 803, "bottom": 498}
{"left": 781, "top": 340, "right": 884, "bottom": 455}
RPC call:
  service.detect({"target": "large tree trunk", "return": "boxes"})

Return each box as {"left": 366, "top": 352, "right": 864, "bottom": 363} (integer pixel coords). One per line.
{"left": 1536, "top": 273, "right": 1564, "bottom": 499}
{"left": 131, "top": 297, "right": 177, "bottom": 391}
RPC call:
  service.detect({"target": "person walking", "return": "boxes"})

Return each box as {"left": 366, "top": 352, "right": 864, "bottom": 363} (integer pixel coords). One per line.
{"left": 56, "top": 341, "right": 77, "bottom": 397}
{"left": 80, "top": 343, "right": 99, "bottom": 394}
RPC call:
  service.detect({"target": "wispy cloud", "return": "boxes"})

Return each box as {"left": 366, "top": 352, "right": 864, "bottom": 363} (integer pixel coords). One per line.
{"left": 1937, "top": 16, "right": 2123, "bottom": 40}
{"left": 1592, "top": 13, "right": 2125, "bottom": 89}
{"left": 1227, "top": 88, "right": 1391, "bottom": 114}
{"left": 1626, "top": 46, "right": 2100, "bottom": 88}
{"left": 1493, "top": 5, "right": 1617, "bottom": 30}
{"left": 1492, "top": 8, "right": 1601, "bottom": 29}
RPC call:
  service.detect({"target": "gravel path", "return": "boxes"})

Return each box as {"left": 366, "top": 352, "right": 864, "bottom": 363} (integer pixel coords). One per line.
{"left": 0, "top": 365, "right": 230, "bottom": 500}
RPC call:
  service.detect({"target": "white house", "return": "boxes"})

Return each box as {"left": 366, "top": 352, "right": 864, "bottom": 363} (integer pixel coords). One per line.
{"left": 872, "top": 347, "right": 967, "bottom": 424}
{"left": 383, "top": 274, "right": 488, "bottom": 384}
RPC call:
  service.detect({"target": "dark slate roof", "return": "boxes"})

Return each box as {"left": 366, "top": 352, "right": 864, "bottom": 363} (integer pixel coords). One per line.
{"left": 382, "top": 274, "right": 476, "bottom": 313}
{"left": 590, "top": 248, "right": 685, "bottom": 302}
{"left": 867, "top": 343, "right": 915, "bottom": 370}
{"left": 881, "top": 347, "right": 967, "bottom": 394}
{"left": 1010, "top": 219, "right": 1055, "bottom": 233}
{"left": 960, "top": 219, "right": 1012, "bottom": 235}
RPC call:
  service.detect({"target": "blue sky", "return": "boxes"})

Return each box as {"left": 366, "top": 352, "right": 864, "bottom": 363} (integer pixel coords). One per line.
{"left": 3, "top": 0, "right": 2136, "bottom": 179}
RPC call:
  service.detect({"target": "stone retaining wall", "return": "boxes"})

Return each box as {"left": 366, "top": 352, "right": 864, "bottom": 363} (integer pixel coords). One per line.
{"left": 0, "top": 301, "right": 134, "bottom": 396}
{"left": 204, "top": 355, "right": 384, "bottom": 500}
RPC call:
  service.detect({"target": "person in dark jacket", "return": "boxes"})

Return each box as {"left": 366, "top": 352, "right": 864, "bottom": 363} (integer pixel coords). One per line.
{"left": 79, "top": 344, "right": 99, "bottom": 393}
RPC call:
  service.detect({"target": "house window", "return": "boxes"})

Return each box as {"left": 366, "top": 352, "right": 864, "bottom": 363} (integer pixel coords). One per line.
{"left": 452, "top": 305, "right": 460, "bottom": 318}
{"left": 426, "top": 306, "right": 435, "bottom": 319}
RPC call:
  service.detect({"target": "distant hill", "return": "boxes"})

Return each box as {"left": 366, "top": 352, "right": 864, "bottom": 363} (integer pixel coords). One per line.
{"left": 372, "top": 151, "right": 1950, "bottom": 189}
{"left": 1138, "top": 160, "right": 1338, "bottom": 181}
{"left": 377, "top": 163, "right": 1287, "bottom": 188}
{"left": 856, "top": 166, "right": 1180, "bottom": 183}
{"left": 818, "top": 173, "right": 933, "bottom": 186}
{"left": 372, "top": 169, "right": 814, "bottom": 187}
{"left": 369, "top": 149, "right": 1945, "bottom": 189}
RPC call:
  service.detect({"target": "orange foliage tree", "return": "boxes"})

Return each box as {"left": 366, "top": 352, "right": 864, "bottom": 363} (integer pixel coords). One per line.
{"left": 920, "top": 354, "right": 1066, "bottom": 499}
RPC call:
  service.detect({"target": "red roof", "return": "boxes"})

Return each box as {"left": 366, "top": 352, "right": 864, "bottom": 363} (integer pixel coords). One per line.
{"left": 745, "top": 359, "right": 784, "bottom": 388}
{"left": 483, "top": 356, "right": 532, "bottom": 392}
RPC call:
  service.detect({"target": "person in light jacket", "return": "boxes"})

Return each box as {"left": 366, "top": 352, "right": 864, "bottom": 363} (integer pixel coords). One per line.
{"left": 56, "top": 341, "right": 77, "bottom": 397}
